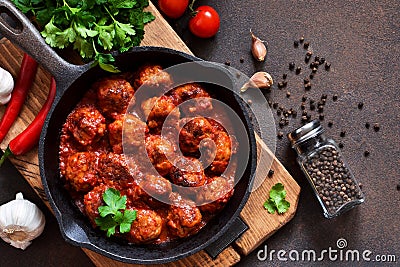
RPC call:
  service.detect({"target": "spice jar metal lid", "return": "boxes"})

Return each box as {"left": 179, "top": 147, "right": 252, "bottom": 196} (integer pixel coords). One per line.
{"left": 287, "top": 119, "right": 324, "bottom": 146}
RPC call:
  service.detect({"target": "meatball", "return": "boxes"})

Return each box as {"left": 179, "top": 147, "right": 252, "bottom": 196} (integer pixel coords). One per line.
{"left": 64, "top": 152, "right": 100, "bottom": 192}
{"left": 94, "top": 77, "right": 135, "bottom": 118}
{"left": 145, "top": 135, "right": 176, "bottom": 177}
{"left": 198, "top": 177, "right": 234, "bottom": 214}
{"left": 139, "top": 174, "right": 172, "bottom": 208}
{"left": 209, "top": 130, "right": 232, "bottom": 174}
{"left": 108, "top": 114, "right": 148, "bottom": 154}
{"left": 167, "top": 193, "right": 202, "bottom": 238}
{"left": 66, "top": 105, "right": 106, "bottom": 146}
{"left": 98, "top": 153, "right": 140, "bottom": 184}
{"left": 133, "top": 64, "right": 173, "bottom": 89}
{"left": 170, "top": 157, "right": 206, "bottom": 187}
{"left": 179, "top": 117, "right": 214, "bottom": 154}
{"left": 141, "top": 95, "right": 180, "bottom": 133}
{"left": 127, "top": 209, "right": 163, "bottom": 243}
{"left": 83, "top": 184, "right": 108, "bottom": 226}
{"left": 170, "top": 83, "right": 213, "bottom": 115}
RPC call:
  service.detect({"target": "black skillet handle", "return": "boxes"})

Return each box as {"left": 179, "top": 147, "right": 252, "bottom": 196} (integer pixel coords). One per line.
{"left": 0, "top": 0, "right": 89, "bottom": 93}
{"left": 204, "top": 217, "right": 249, "bottom": 259}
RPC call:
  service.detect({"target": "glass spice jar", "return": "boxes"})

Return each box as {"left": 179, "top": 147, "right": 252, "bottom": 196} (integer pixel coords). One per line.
{"left": 287, "top": 120, "right": 365, "bottom": 218}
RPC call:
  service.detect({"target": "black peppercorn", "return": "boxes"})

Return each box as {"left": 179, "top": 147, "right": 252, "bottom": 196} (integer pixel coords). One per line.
{"left": 309, "top": 74, "right": 314, "bottom": 79}
{"left": 325, "top": 62, "right": 331, "bottom": 70}
{"left": 365, "top": 122, "right": 370, "bottom": 129}
{"left": 397, "top": 184, "right": 400, "bottom": 191}
{"left": 338, "top": 142, "right": 344, "bottom": 148}
{"left": 305, "top": 83, "right": 311, "bottom": 90}
{"left": 277, "top": 132, "right": 284, "bottom": 139}
{"left": 268, "top": 169, "right": 274, "bottom": 177}
{"left": 320, "top": 57, "right": 326, "bottom": 64}
{"left": 273, "top": 102, "right": 278, "bottom": 109}
{"left": 319, "top": 114, "right": 325, "bottom": 120}
{"left": 304, "top": 78, "right": 310, "bottom": 84}
{"left": 302, "top": 95, "right": 307, "bottom": 101}
{"left": 294, "top": 40, "right": 299, "bottom": 47}
{"left": 328, "top": 121, "right": 333, "bottom": 127}
{"left": 373, "top": 123, "right": 380, "bottom": 132}
{"left": 289, "top": 62, "right": 295, "bottom": 70}
{"left": 310, "top": 103, "right": 316, "bottom": 110}
{"left": 286, "top": 91, "right": 291, "bottom": 98}
{"left": 333, "top": 94, "right": 338, "bottom": 101}
{"left": 300, "top": 36, "right": 305, "bottom": 43}
{"left": 340, "top": 131, "right": 346, "bottom": 137}
{"left": 306, "top": 51, "right": 313, "bottom": 57}
{"left": 296, "top": 67, "right": 302, "bottom": 74}
{"left": 364, "top": 150, "right": 370, "bottom": 157}
{"left": 358, "top": 102, "right": 364, "bottom": 109}
{"left": 304, "top": 42, "right": 310, "bottom": 49}
{"left": 283, "top": 73, "right": 287, "bottom": 79}
{"left": 225, "top": 61, "right": 231, "bottom": 66}
{"left": 240, "top": 57, "right": 244, "bottom": 63}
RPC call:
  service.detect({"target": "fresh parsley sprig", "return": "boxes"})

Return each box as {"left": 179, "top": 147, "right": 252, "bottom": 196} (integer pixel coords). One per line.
{"left": 11, "top": 0, "right": 155, "bottom": 72}
{"left": 263, "top": 183, "right": 290, "bottom": 214}
{"left": 95, "top": 188, "right": 137, "bottom": 237}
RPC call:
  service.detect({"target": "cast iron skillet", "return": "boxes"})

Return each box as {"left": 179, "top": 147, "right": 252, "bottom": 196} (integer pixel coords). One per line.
{"left": 0, "top": 0, "right": 257, "bottom": 264}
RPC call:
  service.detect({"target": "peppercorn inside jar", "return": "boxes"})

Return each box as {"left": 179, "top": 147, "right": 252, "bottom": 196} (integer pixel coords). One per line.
{"left": 287, "top": 120, "right": 364, "bottom": 218}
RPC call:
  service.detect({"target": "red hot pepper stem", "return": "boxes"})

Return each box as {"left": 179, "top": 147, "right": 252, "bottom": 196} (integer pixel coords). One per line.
{"left": 0, "top": 77, "right": 56, "bottom": 167}
{"left": 0, "top": 53, "right": 38, "bottom": 143}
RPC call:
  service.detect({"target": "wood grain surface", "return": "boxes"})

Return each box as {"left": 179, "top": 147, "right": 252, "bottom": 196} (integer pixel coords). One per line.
{"left": 0, "top": 2, "right": 300, "bottom": 266}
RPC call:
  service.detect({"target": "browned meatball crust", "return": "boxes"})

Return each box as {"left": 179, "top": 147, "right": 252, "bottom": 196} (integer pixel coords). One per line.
{"left": 127, "top": 209, "right": 163, "bottom": 243}
{"left": 133, "top": 64, "right": 173, "bottom": 89}
{"left": 167, "top": 193, "right": 202, "bottom": 238}
{"left": 209, "top": 130, "right": 232, "bottom": 174}
{"left": 141, "top": 95, "right": 180, "bottom": 133}
{"left": 170, "top": 157, "right": 206, "bottom": 187}
{"left": 145, "top": 135, "right": 176, "bottom": 177}
{"left": 83, "top": 184, "right": 108, "bottom": 226}
{"left": 108, "top": 114, "right": 148, "bottom": 154}
{"left": 170, "top": 83, "right": 213, "bottom": 115}
{"left": 64, "top": 152, "right": 100, "bottom": 192}
{"left": 66, "top": 105, "right": 106, "bottom": 146}
{"left": 98, "top": 153, "right": 140, "bottom": 185}
{"left": 198, "top": 177, "right": 234, "bottom": 213}
{"left": 179, "top": 117, "right": 214, "bottom": 154}
{"left": 94, "top": 77, "right": 135, "bottom": 118}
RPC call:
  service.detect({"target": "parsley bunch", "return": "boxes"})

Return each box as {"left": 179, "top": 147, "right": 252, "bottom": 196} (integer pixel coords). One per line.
{"left": 95, "top": 188, "right": 137, "bottom": 237}
{"left": 263, "top": 183, "right": 290, "bottom": 214}
{"left": 11, "top": 0, "right": 155, "bottom": 72}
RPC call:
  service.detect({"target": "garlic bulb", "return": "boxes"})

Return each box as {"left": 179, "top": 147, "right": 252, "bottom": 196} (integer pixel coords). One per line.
{"left": 240, "top": 71, "right": 274, "bottom": 92}
{"left": 0, "top": 66, "right": 14, "bottom": 105}
{"left": 0, "top": 192, "right": 45, "bottom": 250}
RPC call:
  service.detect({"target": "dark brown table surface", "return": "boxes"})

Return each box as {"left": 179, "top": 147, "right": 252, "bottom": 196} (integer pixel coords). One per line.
{"left": 1, "top": 0, "right": 399, "bottom": 266}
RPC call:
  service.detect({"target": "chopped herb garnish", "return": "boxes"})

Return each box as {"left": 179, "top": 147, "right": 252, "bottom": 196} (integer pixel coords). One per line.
{"left": 263, "top": 183, "right": 290, "bottom": 214}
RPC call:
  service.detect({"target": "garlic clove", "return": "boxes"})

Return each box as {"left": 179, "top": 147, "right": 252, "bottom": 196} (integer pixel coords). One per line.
{"left": 0, "top": 192, "right": 45, "bottom": 250}
{"left": 0, "top": 66, "right": 14, "bottom": 100}
{"left": 0, "top": 93, "right": 11, "bottom": 105}
{"left": 250, "top": 30, "right": 267, "bottom": 62}
{"left": 240, "top": 72, "right": 274, "bottom": 92}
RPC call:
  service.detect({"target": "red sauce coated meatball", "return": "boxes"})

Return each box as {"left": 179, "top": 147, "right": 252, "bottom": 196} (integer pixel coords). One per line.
{"left": 170, "top": 83, "right": 213, "bottom": 115}
{"left": 83, "top": 184, "right": 108, "bottom": 226}
{"left": 198, "top": 177, "right": 234, "bottom": 213}
{"left": 179, "top": 117, "right": 214, "bottom": 154}
{"left": 133, "top": 65, "right": 173, "bottom": 89}
{"left": 98, "top": 153, "right": 141, "bottom": 185}
{"left": 66, "top": 105, "right": 106, "bottom": 146}
{"left": 209, "top": 130, "right": 232, "bottom": 174}
{"left": 65, "top": 152, "right": 100, "bottom": 192}
{"left": 127, "top": 209, "right": 163, "bottom": 243}
{"left": 167, "top": 193, "right": 202, "bottom": 238}
{"left": 94, "top": 77, "right": 135, "bottom": 118}
{"left": 141, "top": 95, "right": 180, "bottom": 134}
{"left": 145, "top": 135, "right": 176, "bottom": 177}
{"left": 170, "top": 157, "right": 206, "bottom": 187}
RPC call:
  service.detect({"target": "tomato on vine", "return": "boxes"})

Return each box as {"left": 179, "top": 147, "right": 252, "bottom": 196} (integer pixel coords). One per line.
{"left": 189, "top": 6, "right": 220, "bottom": 38}
{"left": 158, "top": 0, "right": 189, "bottom": 19}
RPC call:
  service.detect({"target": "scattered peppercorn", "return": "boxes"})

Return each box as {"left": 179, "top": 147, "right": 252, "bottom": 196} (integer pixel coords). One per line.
{"left": 304, "top": 42, "right": 310, "bottom": 49}
{"left": 306, "top": 51, "right": 313, "bottom": 57}
{"left": 240, "top": 57, "right": 244, "bottom": 63}
{"left": 286, "top": 91, "right": 291, "bottom": 98}
{"left": 309, "top": 74, "right": 314, "bottom": 79}
{"left": 296, "top": 67, "right": 301, "bottom": 74}
{"left": 365, "top": 122, "right": 370, "bottom": 129}
{"left": 294, "top": 40, "right": 299, "bottom": 47}
{"left": 373, "top": 123, "right": 380, "bottom": 132}
{"left": 304, "top": 78, "right": 310, "bottom": 84}
{"left": 358, "top": 102, "right": 364, "bottom": 109}
{"left": 289, "top": 62, "right": 295, "bottom": 70}
{"left": 328, "top": 121, "right": 333, "bottom": 127}
{"left": 278, "top": 81, "right": 284, "bottom": 88}
{"left": 320, "top": 57, "right": 326, "bottom": 64}
{"left": 224, "top": 61, "right": 231, "bottom": 66}
{"left": 268, "top": 169, "right": 275, "bottom": 177}
{"left": 301, "top": 103, "right": 306, "bottom": 110}
{"left": 309, "top": 99, "right": 315, "bottom": 104}
{"left": 273, "top": 102, "right": 278, "bottom": 109}
{"left": 310, "top": 103, "right": 316, "bottom": 110}
{"left": 325, "top": 62, "right": 331, "bottom": 70}
{"left": 333, "top": 94, "right": 338, "bottom": 101}
{"left": 277, "top": 132, "right": 284, "bottom": 139}
{"left": 364, "top": 150, "right": 370, "bottom": 157}
{"left": 397, "top": 184, "right": 400, "bottom": 191}
{"left": 305, "top": 83, "right": 311, "bottom": 90}
{"left": 302, "top": 95, "right": 307, "bottom": 102}
{"left": 319, "top": 114, "right": 325, "bottom": 120}
{"left": 312, "top": 67, "right": 318, "bottom": 73}
{"left": 292, "top": 110, "right": 297, "bottom": 117}
{"left": 340, "top": 131, "right": 346, "bottom": 137}
{"left": 338, "top": 142, "right": 344, "bottom": 148}
{"left": 283, "top": 73, "right": 287, "bottom": 79}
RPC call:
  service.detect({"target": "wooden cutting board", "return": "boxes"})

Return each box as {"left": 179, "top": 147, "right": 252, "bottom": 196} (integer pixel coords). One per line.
{"left": 0, "top": 2, "right": 300, "bottom": 266}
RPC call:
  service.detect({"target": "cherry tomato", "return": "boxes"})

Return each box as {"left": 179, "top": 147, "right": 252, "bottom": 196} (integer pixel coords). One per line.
{"left": 189, "top": 6, "right": 220, "bottom": 38}
{"left": 158, "top": 0, "right": 189, "bottom": 19}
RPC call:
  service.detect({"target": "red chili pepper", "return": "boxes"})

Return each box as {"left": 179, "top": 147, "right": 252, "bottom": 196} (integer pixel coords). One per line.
{"left": 0, "top": 53, "right": 38, "bottom": 143}
{"left": 0, "top": 77, "right": 56, "bottom": 166}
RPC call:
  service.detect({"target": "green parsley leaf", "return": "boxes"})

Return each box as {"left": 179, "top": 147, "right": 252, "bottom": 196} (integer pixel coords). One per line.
{"left": 263, "top": 183, "right": 291, "bottom": 214}
{"left": 94, "top": 188, "right": 136, "bottom": 237}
